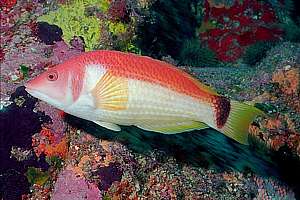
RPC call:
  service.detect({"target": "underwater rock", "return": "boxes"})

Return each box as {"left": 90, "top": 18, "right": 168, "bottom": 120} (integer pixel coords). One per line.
{"left": 70, "top": 36, "right": 86, "bottom": 52}
{"left": 254, "top": 174, "right": 295, "bottom": 199}
{"left": 0, "top": 170, "right": 30, "bottom": 200}
{"left": 51, "top": 41, "right": 83, "bottom": 64}
{"left": 0, "top": 49, "right": 5, "bottom": 62}
{"left": 35, "top": 101, "right": 66, "bottom": 138}
{"left": 0, "top": 87, "right": 51, "bottom": 200}
{"left": 36, "top": 22, "right": 63, "bottom": 45}
{"left": 0, "top": 3, "right": 54, "bottom": 100}
{"left": 242, "top": 41, "right": 278, "bottom": 66}
{"left": 2, "top": 1, "right": 300, "bottom": 199}
{"left": 52, "top": 167, "right": 102, "bottom": 200}
{"left": 250, "top": 64, "right": 300, "bottom": 153}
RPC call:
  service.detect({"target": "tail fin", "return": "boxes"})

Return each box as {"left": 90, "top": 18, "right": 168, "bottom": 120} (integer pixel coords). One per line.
{"left": 218, "top": 101, "right": 265, "bottom": 145}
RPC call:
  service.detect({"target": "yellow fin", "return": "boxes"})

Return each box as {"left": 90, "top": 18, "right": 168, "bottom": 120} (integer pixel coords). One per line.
{"left": 219, "top": 101, "right": 266, "bottom": 145}
{"left": 137, "top": 121, "right": 209, "bottom": 134}
{"left": 91, "top": 72, "right": 128, "bottom": 110}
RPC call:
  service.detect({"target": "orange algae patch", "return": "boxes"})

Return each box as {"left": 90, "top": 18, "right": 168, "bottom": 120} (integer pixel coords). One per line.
{"left": 72, "top": 155, "right": 91, "bottom": 177}
{"left": 249, "top": 65, "right": 300, "bottom": 156}
{"left": 222, "top": 172, "right": 238, "bottom": 183}
{"left": 265, "top": 118, "right": 281, "bottom": 130}
{"left": 108, "top": 180, "right": 138, "bottom": 200}
{"left": 44, "top": 137, "right": 68, "bottom": 159}
{"left": 33, "top": 127, "right": 68, "bottom": 159}
{"left": 272, "top": 66, "right": 300, "bottom": 113}
{"left": 250, "top": 114, "right": 300, "bottom": 152}
{"left": 99, "top": 140, "right": 113, "bottom": 152}
{"left": 252, "top": 91, "right": 277, "bottom": 103}
{"left": 272, "top": 67, "right": 299, "bottom": 96}
{"left": 269, "top": 135, "right": 287, "bottom": 150}
{"left": 99, "top": 140, "right": 115, "bottom": 166}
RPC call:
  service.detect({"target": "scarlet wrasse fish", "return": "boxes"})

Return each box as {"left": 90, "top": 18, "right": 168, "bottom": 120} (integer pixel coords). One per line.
{"left": 25, "top": 50, "right": 264, "bottom": 144}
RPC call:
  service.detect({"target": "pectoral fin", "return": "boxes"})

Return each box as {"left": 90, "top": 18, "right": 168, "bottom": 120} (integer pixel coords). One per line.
{"left": 91, "top": 72, "right": 128, "bottom": 111}
{"left": 137, "top": 121, "right": 209, "bottom": 134}
{"left": 93, "top": 121, "right": 121, "bottom": 131}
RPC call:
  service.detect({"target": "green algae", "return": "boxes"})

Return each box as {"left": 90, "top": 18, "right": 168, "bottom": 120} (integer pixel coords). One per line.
{"left": 46, "top": 156, "right": 64, "bottom": 170}
{"left": 102, "top": 194, "right": 112, "bottom": 200}
{"left": 37, "top": 0, "right": 139, "bottom": 53}
{"left": 37, "top": 0, "right": 110, "bottom": 50}
{"left": 106, "top": 21, "right": 127, "bottom": 36}
{"left": 19, "top": 64, "right": 29, "bottom": 79}
{"left": 26, "top": 167, "right": 50, "bottom": 186}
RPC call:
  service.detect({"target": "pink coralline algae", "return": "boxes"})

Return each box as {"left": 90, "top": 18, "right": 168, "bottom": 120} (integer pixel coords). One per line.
{"left": 36, "top": 101, "right": 66, "bottom": 136}
{"left": 51, "top": 41, "right": 83, "bottom": 64}
{"left": 200, "top": 0, "right": 282, "bottom": 62}
{"left": 52, "top": 167, "right": 102, "bottom": 200}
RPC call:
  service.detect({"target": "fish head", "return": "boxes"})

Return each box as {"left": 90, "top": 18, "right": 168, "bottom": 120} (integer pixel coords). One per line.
{"left": 25, "top": 64, "right": 74, "bottom": 110}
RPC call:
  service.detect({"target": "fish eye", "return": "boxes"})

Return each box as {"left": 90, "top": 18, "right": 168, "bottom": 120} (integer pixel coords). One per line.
{"left": 47, "top": 71, "right": 58, "bottom": 81}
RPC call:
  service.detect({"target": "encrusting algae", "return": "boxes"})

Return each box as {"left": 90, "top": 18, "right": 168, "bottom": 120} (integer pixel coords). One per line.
{"left": 37, "top": 0, "right": 106, "bottom": 50}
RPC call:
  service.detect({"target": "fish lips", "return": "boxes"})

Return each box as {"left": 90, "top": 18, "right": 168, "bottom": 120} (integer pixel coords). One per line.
{"left": 24, "top": 85, "right": 64, "bottom": 110}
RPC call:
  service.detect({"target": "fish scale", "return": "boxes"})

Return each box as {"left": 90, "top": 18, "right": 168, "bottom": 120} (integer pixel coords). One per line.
{"left": 97, "top": 79, "right": 198, "bottom": 124}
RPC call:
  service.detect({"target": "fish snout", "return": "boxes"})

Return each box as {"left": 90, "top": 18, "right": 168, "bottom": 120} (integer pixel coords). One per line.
{"left": 24, "top": 79, "right": 36, "bottom": 94}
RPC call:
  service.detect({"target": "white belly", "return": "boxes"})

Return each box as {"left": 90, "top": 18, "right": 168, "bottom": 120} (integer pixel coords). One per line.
{"left": 67, "top": 79, "right": 215, "bottom": 126}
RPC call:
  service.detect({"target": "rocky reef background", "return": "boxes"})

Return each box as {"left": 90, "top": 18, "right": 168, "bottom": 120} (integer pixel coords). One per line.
{"left": 1, "top": 0, "right": 300, "bottom": 199}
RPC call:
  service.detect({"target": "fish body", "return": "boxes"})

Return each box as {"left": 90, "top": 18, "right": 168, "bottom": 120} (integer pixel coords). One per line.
{"left": 25, "top": 50, "right": 264, "bottom": 144}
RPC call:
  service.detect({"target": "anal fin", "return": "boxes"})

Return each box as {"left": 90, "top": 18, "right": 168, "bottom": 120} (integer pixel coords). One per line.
{"left": 137, "top": 121, "right": 209, "bottom": 134}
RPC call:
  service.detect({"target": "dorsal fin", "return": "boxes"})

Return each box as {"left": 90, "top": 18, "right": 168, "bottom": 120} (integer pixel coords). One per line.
{"left": 187, "top": 74, "right": 218, "bottom": 96}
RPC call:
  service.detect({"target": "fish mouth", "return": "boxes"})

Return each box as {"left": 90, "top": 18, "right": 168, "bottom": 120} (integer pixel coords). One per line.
{"left": 24, "top": 83, "right": 43, "bottom": 99}
{"left": 24, "top": 82, "right": 34, "bottom": 94}
{"left": 25, "top": 87, "right": 44, "bottom": 100}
